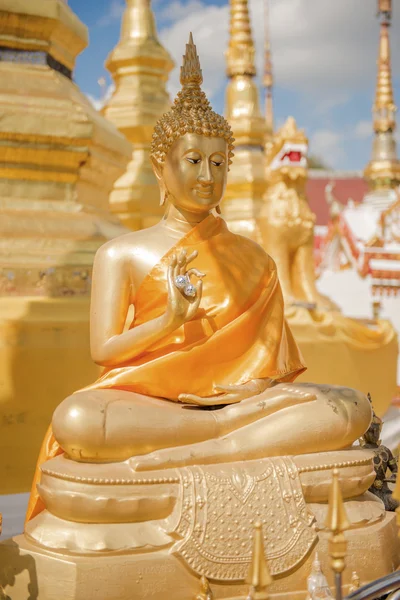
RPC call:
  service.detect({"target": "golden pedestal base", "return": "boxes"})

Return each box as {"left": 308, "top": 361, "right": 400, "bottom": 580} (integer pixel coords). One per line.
{"left": 0, "top": 513, "right": 398, "bottom": 600}
{"left": 1, "top": 450, "right": 399, "bottom": 599}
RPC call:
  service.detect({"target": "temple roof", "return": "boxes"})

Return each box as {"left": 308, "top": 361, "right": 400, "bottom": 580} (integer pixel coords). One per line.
{"left": 307, "top": 170, "right": 368, "bottom": 226}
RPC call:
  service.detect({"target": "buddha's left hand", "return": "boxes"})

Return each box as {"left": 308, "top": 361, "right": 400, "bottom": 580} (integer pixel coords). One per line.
{"left": 178, "top": 378, "right": 273, "bottom": 406}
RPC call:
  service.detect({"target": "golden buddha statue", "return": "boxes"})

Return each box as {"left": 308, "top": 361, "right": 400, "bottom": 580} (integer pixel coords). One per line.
{"left": 1, "top": 34, "right": 398, "bottom": 600}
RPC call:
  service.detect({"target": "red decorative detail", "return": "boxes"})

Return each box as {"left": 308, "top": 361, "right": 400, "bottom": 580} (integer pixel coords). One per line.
{"left": 281, "top": 151, "right": 302, "bottom": 163}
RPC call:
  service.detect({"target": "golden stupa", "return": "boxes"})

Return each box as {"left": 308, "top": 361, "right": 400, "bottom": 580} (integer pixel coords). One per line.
{"left": 0, "top": 0, "right": 132, "bottom": 493}
{"left": 364, "top": 0, "right": 400, "bottom": 190}
{"left": 103, "top": 0, "right": 175, "bottom": 230}
{"left": 222, "top": 0, "right": 266, "bottom": 242}
{"left": 263, "top": 0, "right": 274, "bottom": 146}
{"left": 220, "top": 0, "right": 397, "bottom": 416}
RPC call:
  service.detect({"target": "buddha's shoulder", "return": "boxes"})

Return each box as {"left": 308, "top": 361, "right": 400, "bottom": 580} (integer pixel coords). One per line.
{"left": 95, "top": 226, "right": 161, "bottom": 262}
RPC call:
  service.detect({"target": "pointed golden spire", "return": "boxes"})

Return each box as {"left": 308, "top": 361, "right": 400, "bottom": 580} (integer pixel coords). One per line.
{"left": 223, "top": 0, "right": 266, "bottom": 237}
{"left": 180, "top": 32, "right": 203, "bottom": 87}
{"left": 326, "top": 470, "right": 349, "bottom": 600}
{"left": 325, "top": 469, "right": 350, "bottom": 535}
{"left": 226, "top": 0, "right": 256, "bottom": 77}
{"left": 119, "top": 0, "right": 158, "bottom": 44}
{"left": 373, "top": 19, "right": 396, "bottom": 133}
{"left": 263, "top": 0, "right": 274, "bottom": 139}
{"left": 245, "top": 523, "right": 272, "bottom": 599}
{"left": 103, "top": 0, "right": 174, "bottom": 229}
{"left": 363, "top": 1, "right": 400, "bottom": 190}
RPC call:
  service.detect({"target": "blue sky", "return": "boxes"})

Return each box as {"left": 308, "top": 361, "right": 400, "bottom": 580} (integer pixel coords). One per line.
{"left": 68, "top": 0, "right": 400, "bottom": 171}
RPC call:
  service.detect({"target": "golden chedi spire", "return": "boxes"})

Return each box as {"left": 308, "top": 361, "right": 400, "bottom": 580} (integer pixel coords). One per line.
{"left": 103, "top": 0, "right": 174, "bottom": 230}
{"left": 226, "top": 0, "right": 256, "bottom": 78}
{"left": 263, "top": 0, "right": 274, "bottom": 143}
{"left": 374, "top": 22, "right": 395, "bottom": 130}
{"left": 223, "top": 0, "right": 267, "bottom": 243}
{"left": 0, "top": 0, "right": 131, "bottom": 494}
{"left": 364, "top": 0, "right": 400, "bottom": 190}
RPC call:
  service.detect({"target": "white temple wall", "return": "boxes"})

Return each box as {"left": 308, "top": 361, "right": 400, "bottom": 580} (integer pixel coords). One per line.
{"left": 318, "top": 268, "right": 400, "bottom": 383}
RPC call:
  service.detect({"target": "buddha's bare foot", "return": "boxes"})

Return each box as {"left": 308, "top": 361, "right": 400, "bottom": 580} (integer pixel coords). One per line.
{"left": 130, "top": 437, "right": 232, "bottom": 472}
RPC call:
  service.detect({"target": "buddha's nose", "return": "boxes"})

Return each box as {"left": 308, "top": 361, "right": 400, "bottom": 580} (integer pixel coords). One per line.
{"left": 198, "top": 159, "right": 214, "bottom": 185}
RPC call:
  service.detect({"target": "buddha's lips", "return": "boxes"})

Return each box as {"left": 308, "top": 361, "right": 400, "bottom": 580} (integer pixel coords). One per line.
{"left": 195, "top": 187, "right": 213, "bottom": 196}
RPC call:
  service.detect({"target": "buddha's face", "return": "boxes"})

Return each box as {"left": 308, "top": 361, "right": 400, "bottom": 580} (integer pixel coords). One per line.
{"left": 160, "top": 133, "right": 228, "bottom": 214}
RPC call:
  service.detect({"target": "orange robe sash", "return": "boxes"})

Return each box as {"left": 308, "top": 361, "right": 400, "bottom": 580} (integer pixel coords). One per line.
{"left": 84, "top": 215, "right": 306, "bottom": 398}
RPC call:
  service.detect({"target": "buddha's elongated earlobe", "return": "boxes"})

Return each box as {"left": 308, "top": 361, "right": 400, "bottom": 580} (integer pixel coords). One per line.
{"left": 216, "top": 204, "right": 222, "bottom": 215}
{"left": 160, "top": 187, "right": 168, "bottom": 206}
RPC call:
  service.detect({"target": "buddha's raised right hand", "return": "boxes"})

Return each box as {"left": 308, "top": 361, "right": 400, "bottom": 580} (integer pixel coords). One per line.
{"left": 164, "top": 249, "right": 205, "bottom": 328}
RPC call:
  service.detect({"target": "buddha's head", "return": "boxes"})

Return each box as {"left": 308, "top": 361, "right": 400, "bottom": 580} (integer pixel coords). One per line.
{"left": 151, "top": 33, "right": 235, "bottom": 215}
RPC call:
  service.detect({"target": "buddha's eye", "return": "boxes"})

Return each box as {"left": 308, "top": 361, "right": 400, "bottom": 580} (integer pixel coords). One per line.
{"left": 186, "top": 157, "right": 201, "bottom": 165}
{"left": 211, "top": 161, "right": 223, "bottom": 167}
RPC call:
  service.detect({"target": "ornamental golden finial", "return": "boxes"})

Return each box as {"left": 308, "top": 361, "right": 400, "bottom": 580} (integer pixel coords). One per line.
{"left": 363, "top": 0, "right": 400, "bottom": 189}
{"left": 326, "top": 469, "right": 349, "bottom": 600}
{"left": 180, "top": 32, "right": 203, "bottom": 87}
{"left": 373, "top": 19, "right": 396, "bottom": 132}
{"left": 245, "top": 522, "right": 272, "bottom": 600}
{"left": 226, "top": 0, "right": 256, "bottom": 77}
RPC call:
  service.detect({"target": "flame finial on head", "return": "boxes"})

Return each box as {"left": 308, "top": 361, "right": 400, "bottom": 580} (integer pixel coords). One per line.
{"left": 180, "top": 32, "right": 203, "bottom": 87}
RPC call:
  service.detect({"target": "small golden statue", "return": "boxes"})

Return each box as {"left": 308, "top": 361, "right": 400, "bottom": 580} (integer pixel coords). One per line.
{"left": 348, "top": 571, "right": 361, "bottom": 593}
{"left": 1, "top": 33, "right": 396, "bottom": 600}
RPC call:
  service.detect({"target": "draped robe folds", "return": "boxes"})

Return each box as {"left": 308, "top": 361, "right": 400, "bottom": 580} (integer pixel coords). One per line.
{"left": 26, "top": 214, "right": 306, "bottom": 523}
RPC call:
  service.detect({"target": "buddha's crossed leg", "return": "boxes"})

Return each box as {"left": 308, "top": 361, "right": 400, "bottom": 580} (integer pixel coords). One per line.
{"left": 53, "top": 384, "right": 371, "bottom": 467}
{"left": 130, "top": 383, "right": 371, "bottom": 470}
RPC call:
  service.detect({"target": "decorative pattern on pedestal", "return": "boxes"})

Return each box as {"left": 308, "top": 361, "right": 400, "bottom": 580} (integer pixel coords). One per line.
{"left": 174, "top": 458, "right": 316, "bottom": 581}
{"left": 103, "top": 0, "right": 174, "bottom": 230}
